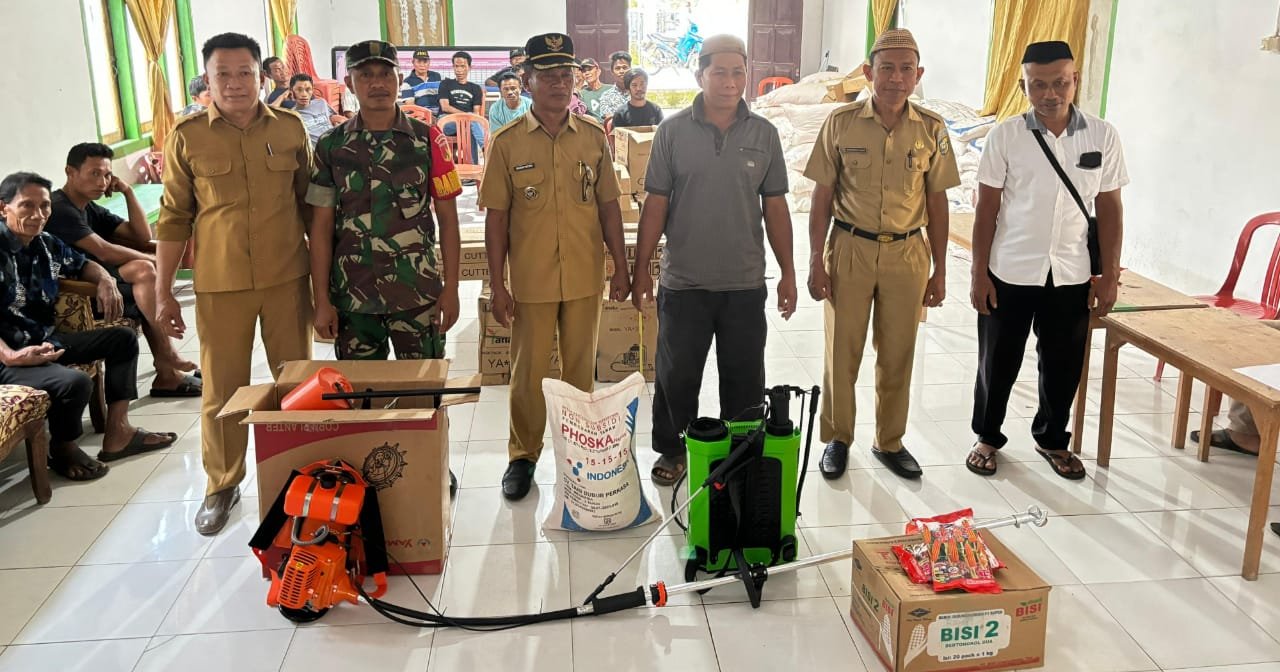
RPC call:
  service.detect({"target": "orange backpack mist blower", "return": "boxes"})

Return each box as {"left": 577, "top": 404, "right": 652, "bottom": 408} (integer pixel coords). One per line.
{"left": 249, "top": 459, "right": 389, "bottom": 623}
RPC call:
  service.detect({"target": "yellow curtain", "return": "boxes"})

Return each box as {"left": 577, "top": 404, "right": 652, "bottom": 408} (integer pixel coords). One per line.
{"left": 268, "top": 0, "right": 298, "bottom": 51}
{"left": 871, "top": 0, "right": 899, "bottom": 41}
{"left": 981, "top": 0, "right": 1089, "bottom": 119}
{"left": 123, "top": 0, "right": 175, "bottom": 149}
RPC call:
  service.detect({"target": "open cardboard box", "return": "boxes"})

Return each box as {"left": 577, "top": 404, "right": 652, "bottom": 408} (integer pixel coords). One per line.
{"left": 849, "top": 532, "right": 1050, "bottom": 672}
{"left": 219, "top": 359, "right": 480, "bottom": 574}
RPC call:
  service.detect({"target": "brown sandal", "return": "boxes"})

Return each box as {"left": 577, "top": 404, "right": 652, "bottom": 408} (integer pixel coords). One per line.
{"left": 966, "top": 444, "right": 998, "bottom": 477}
{"left": 1036, "top": 447, "right": 1086, "bottom": 481}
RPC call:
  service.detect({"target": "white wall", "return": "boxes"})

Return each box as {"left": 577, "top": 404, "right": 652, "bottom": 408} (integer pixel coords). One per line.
{"left": 901, "top": 0, "right": 992, "bottom": 108}
{"left": 330, "top": 0, "right": 383, "bottom": 52}
{"left": 1106, "top": 0, "right": 1280, "bottom": 295}
{"left": 822, "top": 0, "right": 869, "bottom": 73}
{"left": 800, "top": 0, "right": 826, "bottom": 76}
{"left": 191, "top": 0, "right": 271, "bottom": 62}
{"left": 0, "top": 0, "right": 98, "bottom": 180}
{"left": 297, "top": 0, "right": 335, "bottom": 74}
{"left": 453, "top": 0, "right": 566, "bottom": 46}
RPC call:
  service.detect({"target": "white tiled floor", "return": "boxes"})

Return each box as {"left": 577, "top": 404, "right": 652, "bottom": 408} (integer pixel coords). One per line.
{"left": 0, "top": 205, "right": 1276, "bottom": 671}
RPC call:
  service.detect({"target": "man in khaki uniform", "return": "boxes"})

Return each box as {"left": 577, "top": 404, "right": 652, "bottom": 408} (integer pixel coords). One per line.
{"left": 156, "top": 33, "right": 313, "bottom": 534}
{"left": 805, "top": 29, "right": 960, "bottom": 480}
{"left": 480, "top": 32, "right": 629, "bottom": 500}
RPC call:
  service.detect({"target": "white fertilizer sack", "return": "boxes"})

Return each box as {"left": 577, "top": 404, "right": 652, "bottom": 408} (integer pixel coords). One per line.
{"left": 542, "top": 373, "right": 656, "bottom": 532}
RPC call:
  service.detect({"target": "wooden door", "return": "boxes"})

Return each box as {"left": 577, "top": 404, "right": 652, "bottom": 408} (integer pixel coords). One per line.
{"left": 567, "top": 0, "right": 629, "bottom": 72}
{"left": 749, "top": 0, "right": 803, "bottom": 99}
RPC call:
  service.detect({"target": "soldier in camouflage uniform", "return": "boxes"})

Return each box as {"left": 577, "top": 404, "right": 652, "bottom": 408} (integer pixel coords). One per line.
{"left": 308, "top": 40, "right": 464, "bottom": 360}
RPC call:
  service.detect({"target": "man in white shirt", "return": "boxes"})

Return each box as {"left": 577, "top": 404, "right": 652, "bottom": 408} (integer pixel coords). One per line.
{"left": 966, "top": 41, "right": 1128, "bottom": 480}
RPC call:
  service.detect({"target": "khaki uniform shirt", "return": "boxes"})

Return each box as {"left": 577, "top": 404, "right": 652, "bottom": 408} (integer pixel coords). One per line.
{"left": 804, "top": 99, "right": 961, "bottom": 235}
{"left": 478, "top": 111, "right": 621, "bottom": 304}
{"left": 157, "top": 103, "right": 312, "bottom": 293}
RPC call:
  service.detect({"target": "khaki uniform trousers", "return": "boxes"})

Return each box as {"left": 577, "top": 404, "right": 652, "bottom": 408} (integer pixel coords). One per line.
{"left": 196, "top": 276, "right": 312, "bottom": 495}
{"left": 821, "top": 230, "right": 930, "bottom": 452}
{"left": 508, "top": 295, "right": 601, "bottom": 463}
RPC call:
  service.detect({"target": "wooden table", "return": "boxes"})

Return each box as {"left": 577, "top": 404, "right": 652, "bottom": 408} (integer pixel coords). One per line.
{"left": 1071, "top": 270, "right": 1206, "bottom": 453}
{"left": 1096, "top": 308, "right": 1280, "bottom": 579}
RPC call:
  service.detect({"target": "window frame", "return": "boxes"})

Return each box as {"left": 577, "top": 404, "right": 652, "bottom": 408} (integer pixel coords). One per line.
{"left": 81, "top": 0, "right": 198, "bottom": 152}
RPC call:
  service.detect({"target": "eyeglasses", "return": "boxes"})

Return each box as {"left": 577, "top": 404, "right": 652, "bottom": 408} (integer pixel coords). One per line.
{"left": 577, "top": 161, "right": 595, "bottom": 204}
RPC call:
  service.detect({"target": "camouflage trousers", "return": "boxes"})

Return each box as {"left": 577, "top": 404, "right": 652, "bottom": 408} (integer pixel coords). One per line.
{"left": 337, "top": 304, "right": 446, "bottom": 360}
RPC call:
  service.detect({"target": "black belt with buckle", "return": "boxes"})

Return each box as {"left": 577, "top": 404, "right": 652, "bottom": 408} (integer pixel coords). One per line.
{"left": 834, "top": 219, "right": 921, "bottom": 243}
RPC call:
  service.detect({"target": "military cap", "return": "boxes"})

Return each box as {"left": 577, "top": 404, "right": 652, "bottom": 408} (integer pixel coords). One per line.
{"left": 347, "top": 40, "right": 399, "bottom": 70}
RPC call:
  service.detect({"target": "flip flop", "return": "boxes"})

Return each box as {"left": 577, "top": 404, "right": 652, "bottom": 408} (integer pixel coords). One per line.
{"left": 50, "top": 450, "right": 109, "bottom": 481}
{"left": 97, "top": 429, "right": 178, "bottom": 463}
{"left": 651, "top": 454, "right": 687, "bottom": 487}
{"left": 150, "top": 374, "right": 202, "bottom": 398}
{"left": 966, "top": 445, "right": 998, "bottom": 477}
{"left": 1035, "top": 447, "right": 1086, "bottom": 481}
{"left": 1190, "top": 429, "right": 1258, "bottom": 456}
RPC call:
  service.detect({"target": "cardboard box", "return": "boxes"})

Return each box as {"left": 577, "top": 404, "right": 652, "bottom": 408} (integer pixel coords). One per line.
{"left": 620, "top": 195, "right": 640, "bottom": 224}
{"left": 219, "top": 360, "right": 479, "bottom": 574}
{"left": 477, "top": 293, "right": 560, "bottom": 383}
{"left": 613, "top": 127, "right": 654, "bottom": 192}
{"left": 596, "top": 299, "right": 658, "bottom": 382}
{"left": 614, "top": 163, "right": 632, "bottom": 195}
{"left": 848, "top": 533, "right": 1050, "bottom": 672}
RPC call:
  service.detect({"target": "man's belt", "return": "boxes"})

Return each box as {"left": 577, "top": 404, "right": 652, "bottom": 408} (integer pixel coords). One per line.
{"left": 833, "top": 219, "right": 922, "bottom": 243}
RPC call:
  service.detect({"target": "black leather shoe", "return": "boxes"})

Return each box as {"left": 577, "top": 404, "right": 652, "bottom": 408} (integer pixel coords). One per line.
{"left": 502, "top": 459, "right": 536, "bottom": 500}
{"left": 819, "top": 441, "right": 849, "bottom": 480}
{"left": 194, "top": 486, "right": 241, "bottom": 536}
{"left": 873, "top": 446, "right": 922, "bottom": 479}
{"left": 449, "top": 470, "right": 458, "bottom": 498}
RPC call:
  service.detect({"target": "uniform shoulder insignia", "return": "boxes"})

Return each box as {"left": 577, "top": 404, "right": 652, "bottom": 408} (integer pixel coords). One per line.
{"left": 490, "top": 119, "right": 522, "bottom": 143}
{"left": 172, "top": 111, "right": 207, "bottom": 130}
{"left": 833, "top": 99, "right": 867, "bottom": 116}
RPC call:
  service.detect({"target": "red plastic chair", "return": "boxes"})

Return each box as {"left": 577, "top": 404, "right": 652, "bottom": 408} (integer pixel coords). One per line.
{"left": 757, "top": 76, "right": 794, "bottom": 97}
{"left": 1156, "top": 211, "right": 1280, "bottom": 380}
{"left": 436, "top": 113, "right": 491, "bottom": 211}
{"left": 400, "top": 104, "right": 434, "bottom": 125}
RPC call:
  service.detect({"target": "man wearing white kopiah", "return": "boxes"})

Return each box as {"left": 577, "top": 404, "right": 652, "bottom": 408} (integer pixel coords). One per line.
{"left": 966, "top": 40, "right": 1128, "bottom": 480}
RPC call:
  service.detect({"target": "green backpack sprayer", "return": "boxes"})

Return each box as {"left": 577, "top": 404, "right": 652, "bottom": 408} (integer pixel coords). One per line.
{"left": 677, "top": 385, "right": 817, "bottom": 595}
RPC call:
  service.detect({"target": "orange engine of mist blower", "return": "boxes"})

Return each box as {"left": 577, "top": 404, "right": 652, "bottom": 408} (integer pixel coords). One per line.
{"left": 250, "top": 459, "right": 388, "bottom": 623}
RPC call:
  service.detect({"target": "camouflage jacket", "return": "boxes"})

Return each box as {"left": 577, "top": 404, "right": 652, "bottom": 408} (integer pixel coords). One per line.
{"left": 307, "top": 109, "right": 462, "bottom": 314}
{"left": 0, "top": 228, "right": 86, "bottom": 349}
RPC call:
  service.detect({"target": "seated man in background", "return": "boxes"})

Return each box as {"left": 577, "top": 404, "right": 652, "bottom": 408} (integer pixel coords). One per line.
{"left": 288, "top": 73, "right": 343, "bottom": 142}
{"left": 612, "top": 68, "right": 663, "bottom": 128}
{"left": 485, "top": 47, "right": 527, "bottom": 88}
{"left": 400, "top": 49, "right": 442, "bottom": 112}
{"left": 0, "top": 171, "right": 177, "bottom": 482}
{"left": 487, "top": 72, "right": 531, "bottom": 130}
{"left": 439, "top": 51, "right": 486, "bottom": 163}
{"left": 263, "top": 57, "right": 291, "bottom": 106}
{"left": 1190, "top": 322, "right": 1280, "bottom": 456}
{"left": 180, "top": 76, "right": 212, "bottom": 116}
{"left": 45, "top": 143, "right": 201, "bottom": 397}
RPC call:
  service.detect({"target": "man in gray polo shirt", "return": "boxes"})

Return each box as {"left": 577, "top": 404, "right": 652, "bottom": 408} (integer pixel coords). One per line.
{"left": 630, "top": 34, "right": 796, "bottom": 486}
